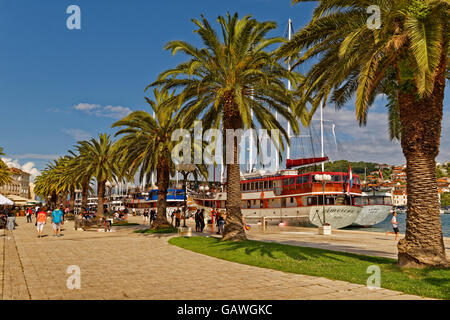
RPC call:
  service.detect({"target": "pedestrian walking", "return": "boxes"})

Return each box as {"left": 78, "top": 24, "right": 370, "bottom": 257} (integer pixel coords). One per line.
{"left": 143, "top": 209, "right": 149, "bottom": 225}
{"left": 217, "top": 213, "right": 225, "bottom": 235}
{"left": 199, "top": 209, "right": 205, "bottom": 232}
{"left": 26, "top": 208, "right": 33, "bottom": 223}
{"left": 194, "top": 209, "right": 201, "bottom": 232}
{"left": 6, "top": 209, "right": 16, "bottom": 234}
{"left": 51, "top": 205, "right": 64, "bottom": 237}
{"left": 150, "top": 209, "right": 156, "bottom": 226}
{"left": 386, "top": 210, "right": 400, "bottom": 241}
{"left": 36, "top": 207, "right": 47, "bottom": 238}
{"left": 175, "top": 209, "right": 181, "bottom": 228}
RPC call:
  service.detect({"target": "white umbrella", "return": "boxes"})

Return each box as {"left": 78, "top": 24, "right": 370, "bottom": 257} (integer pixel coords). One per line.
{"left": 0, "top": 194, "right": 14, "bottom": 206}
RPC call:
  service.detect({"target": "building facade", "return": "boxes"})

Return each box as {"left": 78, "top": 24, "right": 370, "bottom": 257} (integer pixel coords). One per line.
{"left": 0, "top": 167, "right": 31, "bottom": 199}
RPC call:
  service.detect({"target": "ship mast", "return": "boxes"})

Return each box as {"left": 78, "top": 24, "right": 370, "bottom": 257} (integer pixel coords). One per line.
{"left": 287, "top": 18, "right": 292, "bottom": 162}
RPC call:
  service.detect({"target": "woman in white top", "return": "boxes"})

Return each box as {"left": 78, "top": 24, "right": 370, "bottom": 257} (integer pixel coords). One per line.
{"left": 386, "top": 211, "right": 400, "bottom": 241}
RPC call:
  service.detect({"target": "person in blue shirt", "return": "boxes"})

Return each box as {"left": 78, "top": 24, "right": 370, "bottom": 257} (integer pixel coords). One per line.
{"left": 51, "top": 205, "right": 64, "bottom": 237}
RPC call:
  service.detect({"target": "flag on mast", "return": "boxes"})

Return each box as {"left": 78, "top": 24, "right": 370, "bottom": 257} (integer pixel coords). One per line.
{"left": 347, "top": 163, "right": 353, "bottom": 195}
{"left": 379, "top": 167, "right": 384, "bottom": 180}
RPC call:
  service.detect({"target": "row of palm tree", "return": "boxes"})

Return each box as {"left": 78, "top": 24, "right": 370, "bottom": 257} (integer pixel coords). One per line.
{"left": 35, "top": 2, "right": 448, "bottom": 268}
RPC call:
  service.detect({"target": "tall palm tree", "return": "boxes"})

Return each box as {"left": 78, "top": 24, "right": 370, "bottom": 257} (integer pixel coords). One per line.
{"left": 112, "top": 88, "right": 208, "bottom": 229}
{"left": 151, "top": 13, "right": 301, "bottom": 240}
{"left": 0, "top": 147, "right": 11, "bottom": 187}
{"left": 66, "top": 149, "right": 93, "bottom": 210}
{"left": 278, "top": 0, "right": 449, "bottom": 267}
{"left": 76, "top": 134, "right": 118, "bottom": 219}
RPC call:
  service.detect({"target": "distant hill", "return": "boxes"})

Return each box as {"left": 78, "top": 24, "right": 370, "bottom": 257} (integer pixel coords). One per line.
{"left": 300, "top": 160, "right": 391, "bottom": 177}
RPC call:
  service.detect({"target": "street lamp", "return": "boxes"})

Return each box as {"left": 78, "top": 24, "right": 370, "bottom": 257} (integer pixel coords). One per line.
{"left": 314, "top": 174, "right": 332, "bottom": 230}
{"left": 176, "top": 164, "right": 196, "bottom": 228}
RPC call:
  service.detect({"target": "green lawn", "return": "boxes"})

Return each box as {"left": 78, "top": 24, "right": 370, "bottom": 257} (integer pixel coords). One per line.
{"left": 169, "top": 237, "right": 450, "bottom": 299}
{"left": 134, "top": 226, "right": 178, "bottom": 234}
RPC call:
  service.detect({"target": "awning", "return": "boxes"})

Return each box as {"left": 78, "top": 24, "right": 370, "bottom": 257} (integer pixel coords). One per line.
{"left": 0, "top": 194, "right": 14, "bottom": 206}
{"left": 4, "top": 195, "right": 30, "bottom": 205}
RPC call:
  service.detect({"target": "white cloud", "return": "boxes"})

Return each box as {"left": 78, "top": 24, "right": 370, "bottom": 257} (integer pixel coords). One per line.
{"left": 73, "top": 103, "right": 132, "bottom": 119}
{"left": 62, "top": 128, "right": 92, "bottom": 141}
{"left": 1, "top": 157, "right": 41, "bottom": 182}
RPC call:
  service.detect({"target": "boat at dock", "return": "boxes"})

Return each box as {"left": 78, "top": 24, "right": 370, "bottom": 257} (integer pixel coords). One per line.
{"left": 191, "top": 169, "right": 364, "bottom": 229}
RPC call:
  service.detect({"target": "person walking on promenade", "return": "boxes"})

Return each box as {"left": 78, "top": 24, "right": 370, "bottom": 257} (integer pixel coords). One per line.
{"left": 217, "top": 212, "right": 225, "bottom": 235}
{"left": 143, "top": 209, "right": 149, "bottom": 225}
{"left": 175, "top": 209, "right": 181, "bottom": 228}
{"left": 26, "top": 207, "right": 33, "bottom": 223}
{"left": 6, "top": 208, "right": 16, "bottom": 236}
{"left": 194, "top": 209, "right": 201, "bottom": 232}
{"left": 150, "top": 209, "right": 156, "bottom": 226}
{"left": 36, "top": 207, "right": 47, "bottom": 238}
{"left": 51, "top": 205, "right": 64, "bottom": 237}
{"left": 199, "top": 209, "right": 205, "bottom": 232}
{"left": 386, "top": 210, "right": 400, "bottom": 241}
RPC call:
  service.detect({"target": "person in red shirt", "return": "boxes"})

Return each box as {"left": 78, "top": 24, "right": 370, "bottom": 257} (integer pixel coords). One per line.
{"left": 36, "top": 207, "right": 47, "bottom": 238}
{"left": 26, "top": 208, "right": 33, "bottom": 223}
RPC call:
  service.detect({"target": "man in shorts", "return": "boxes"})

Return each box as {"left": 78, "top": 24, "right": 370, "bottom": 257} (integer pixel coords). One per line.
{"left": 36, "top": 207, "right": 47, "bottom": 238}
{"left": 51, "top": 205, "right": 64, "bottom": 237}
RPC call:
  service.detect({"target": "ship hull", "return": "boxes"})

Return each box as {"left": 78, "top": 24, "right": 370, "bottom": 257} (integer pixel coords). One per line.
{"left": 195, "top": 204, "right": 361, "bottom": 229}
{"left": 352, "top": 205, "right": 391, "bottom": 227}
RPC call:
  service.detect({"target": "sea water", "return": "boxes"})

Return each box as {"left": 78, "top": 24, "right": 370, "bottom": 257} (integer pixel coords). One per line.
{"left": 345, "top": 212, "right": 450, "bottom": 238}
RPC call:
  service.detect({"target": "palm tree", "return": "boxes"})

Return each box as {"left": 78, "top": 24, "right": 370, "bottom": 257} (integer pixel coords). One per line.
{"left": 76, "top": 134, "right": 118, "bottom": 219}
{"left": 151, "top": 13, "right": 301, "bottom": 240}
{"left": 66, "top": 149, "right": 93, "bottom": 210}
{"left": 112, "top": 88, "right": 208, "bottom": 229}
{"left": 277, "top": 0, "right": 449, "bottom": 267}
{"left": 0, "top": 147, "right": 11, "bottom": 187}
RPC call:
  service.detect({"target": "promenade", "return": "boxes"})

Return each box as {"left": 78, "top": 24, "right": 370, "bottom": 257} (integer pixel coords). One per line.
{"left": 0, "top": 216, "right": 432, "bottom": 300}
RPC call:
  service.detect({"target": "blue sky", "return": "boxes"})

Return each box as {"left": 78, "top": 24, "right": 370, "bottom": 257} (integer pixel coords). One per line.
{"left": 0, "top": 0, "right": 449, "bottom": 178}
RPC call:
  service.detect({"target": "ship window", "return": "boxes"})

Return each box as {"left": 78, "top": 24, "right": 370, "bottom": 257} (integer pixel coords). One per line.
{"left": 296, "top": 175, "right": 309, "bottom": 184}
{"left": 269, "top": 181, "right": 273, "bottom": 189}
{"left": 331, "top": 175, "right": 342, "bottom": 182}
{"left": 259, "top": 182, "right": 264, "bottom": 190}
{"left": 290, "top": 197, "right": 294, "bottom": 203}
{"left": 264, "top": 181, "right": 268, "bottom": 189}
{"left": 307, "top": 197, "right": 318, "bottom": 205}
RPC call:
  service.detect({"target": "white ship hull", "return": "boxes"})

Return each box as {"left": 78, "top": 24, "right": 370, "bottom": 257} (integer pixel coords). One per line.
{"left": 352, "top": 205, "right": 391, "bottom": 227}
{"left": 195, "top": 204, "right": 362, "bottom": 229}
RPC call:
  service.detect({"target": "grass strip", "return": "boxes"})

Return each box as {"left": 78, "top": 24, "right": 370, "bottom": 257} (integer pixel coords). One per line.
{"left": 169, "top": 236, "right": 450, "bottom": 299}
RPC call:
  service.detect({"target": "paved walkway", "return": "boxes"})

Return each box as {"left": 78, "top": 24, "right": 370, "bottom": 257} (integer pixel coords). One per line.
{"left": 244, "top": 225, "right": 450, "bottom": 260}
{"left": 0, "top": 217, "right": 430, "bottom": 300}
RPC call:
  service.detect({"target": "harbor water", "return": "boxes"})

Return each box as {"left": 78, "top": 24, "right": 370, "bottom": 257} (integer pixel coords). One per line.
{"left": 346, "top": 212, "right": 450, "bottom": 238}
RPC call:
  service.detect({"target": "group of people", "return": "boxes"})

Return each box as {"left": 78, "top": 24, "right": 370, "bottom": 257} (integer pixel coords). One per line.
{"left": 194, "top": 209, "right": 206, "bottom": 232}
{"left": 142, "top": 209, "right": 156, "bottom": 225}
{"left": 23, "top": 205, "right": 66, "bottom": 238}
{"left": 171, "top": 209, "right": 183, "bottom": 227}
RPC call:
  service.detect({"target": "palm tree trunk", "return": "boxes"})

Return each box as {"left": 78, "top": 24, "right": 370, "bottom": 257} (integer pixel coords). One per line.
{"left": 69, "top": 187, "right": 75, "bottom": 212}
{"left": 81, "top": 180, "right": 89, "bottom": 208}
{"left": 154, "top": 152, "right": 171, "bottom": 229}
{"left": 396, "top": 51, "right": 448, "bottom": 268}
{"left": 97, "top": 180, "right": 105, "bottom": 219}
{"left": 222, "top": 92, "right": 247, "bottom": 241}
